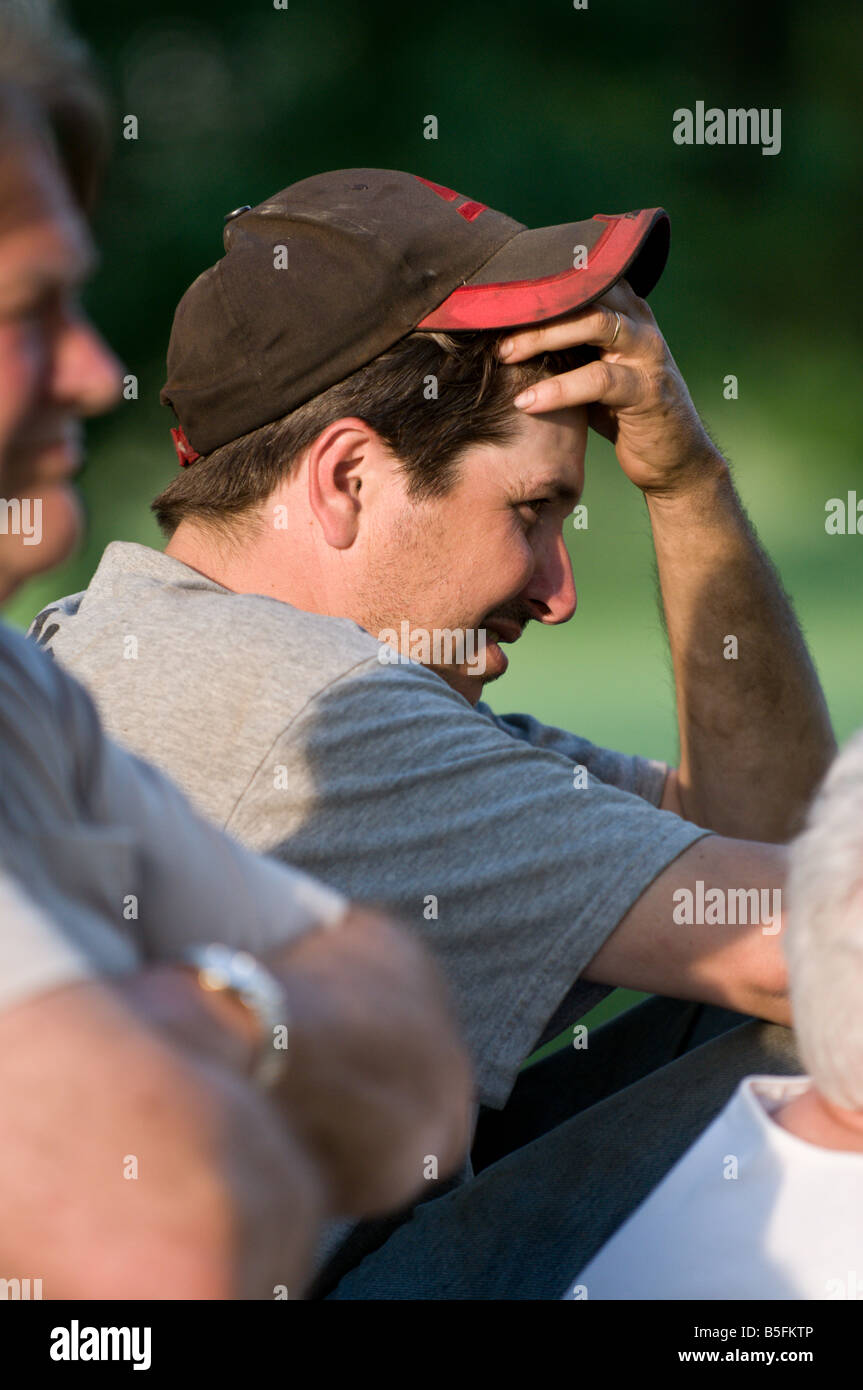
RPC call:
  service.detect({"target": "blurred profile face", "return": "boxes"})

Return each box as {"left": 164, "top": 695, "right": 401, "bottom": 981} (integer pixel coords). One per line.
{"left": 0, "top": 129, "right": 121, "bottom": 601}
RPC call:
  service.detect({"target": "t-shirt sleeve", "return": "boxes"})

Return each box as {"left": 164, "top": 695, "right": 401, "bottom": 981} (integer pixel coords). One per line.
{"left": 228, "top": 658, "right": 712, "bottom": 1109}
{"left": 0, "top": 869, "right": 98, "bottom": 1016}
{"left": 478, "top": 704, "right": 671, "bottom": 806}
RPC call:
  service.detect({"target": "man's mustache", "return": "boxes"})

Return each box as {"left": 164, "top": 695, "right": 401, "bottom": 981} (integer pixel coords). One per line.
{"left": 483, "top": 602, "right": 534, "bottom": 638}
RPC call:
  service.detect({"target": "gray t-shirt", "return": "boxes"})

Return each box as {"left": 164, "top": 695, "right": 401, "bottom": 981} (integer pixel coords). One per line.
{"left": 0, "top": 618, "right": 347, "bottom": 1020}
{"left": 31, "top": 540, "right": 711, "bottom": 1107}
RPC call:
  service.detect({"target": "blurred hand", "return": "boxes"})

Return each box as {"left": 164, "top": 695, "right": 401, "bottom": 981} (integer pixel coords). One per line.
{"left": 264, "top": 906, "right": 475, "bottom": 1217}
{"left": 124, "top": 906, "right": 475, "bottom": 1221}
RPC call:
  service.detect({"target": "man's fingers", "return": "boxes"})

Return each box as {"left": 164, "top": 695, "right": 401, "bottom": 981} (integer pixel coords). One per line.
{"left": 262, "top": 907, "right": 475, "bottom": 1219}
{"left": 598, "top": 277, "right": 650, "bottom": 316}
{"left": 513, "top": 358, "right": 643, "bottom": 414}
{"left": 498, "top": 277, "right": 658, "bottom": 365}
{"left": 500, "top": 302, "right": 634, "bottom": 363}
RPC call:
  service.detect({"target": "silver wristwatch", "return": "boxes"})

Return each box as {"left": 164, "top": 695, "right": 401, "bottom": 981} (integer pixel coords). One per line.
{"left": 180, "top": 944, "right": 289, "bottom": 1091}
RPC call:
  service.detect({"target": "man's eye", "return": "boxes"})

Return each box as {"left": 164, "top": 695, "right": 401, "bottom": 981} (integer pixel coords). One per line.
{"left": 10, "top": 286, "right": 72, "bottom": 323}
{"left": 2, "top": 298, "right": 55, "bottom": 328}
{"left": 517, "top": 498, "right": 551, "bottom": 521}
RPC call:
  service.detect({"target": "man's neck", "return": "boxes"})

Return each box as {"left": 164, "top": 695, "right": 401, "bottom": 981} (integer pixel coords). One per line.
{"left": 165, "top": 523, "right": 274, "bottom": 598}
{"left": 165, "top": 520, "right": 342, "bottom": 618}
{"left": 772, "top": 1084, "right": 863, "bottom": 1154}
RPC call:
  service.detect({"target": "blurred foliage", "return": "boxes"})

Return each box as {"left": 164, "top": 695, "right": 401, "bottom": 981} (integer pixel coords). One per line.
{"left": 8, "top": 0, "right": 863, "bottom": 765}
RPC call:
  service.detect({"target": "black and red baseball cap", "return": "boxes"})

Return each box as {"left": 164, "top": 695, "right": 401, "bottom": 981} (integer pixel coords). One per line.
{"left": 161, "top": 168, "right": 670, "bottom": 460}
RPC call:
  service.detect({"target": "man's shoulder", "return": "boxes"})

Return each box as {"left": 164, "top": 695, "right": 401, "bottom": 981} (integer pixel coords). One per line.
{"left": 32, "top": 541, "right": 385, "bottom": 693}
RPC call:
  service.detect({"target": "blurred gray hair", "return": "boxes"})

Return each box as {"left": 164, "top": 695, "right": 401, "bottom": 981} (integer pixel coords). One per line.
{"left": 785, "top": 728, "right": 863, "bottom": 1110}
{"left": 0, "top": 0, "right": 106, "bottom": 211}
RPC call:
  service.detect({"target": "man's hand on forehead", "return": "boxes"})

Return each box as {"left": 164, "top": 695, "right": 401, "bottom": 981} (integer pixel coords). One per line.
{"left": 497, "top": 278, "right": 723, "bottom": 497}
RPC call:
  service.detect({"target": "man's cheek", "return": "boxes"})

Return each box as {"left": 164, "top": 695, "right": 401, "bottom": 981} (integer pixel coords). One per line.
{"left": 0, "top": 330, "right": 43, "bottom": 460}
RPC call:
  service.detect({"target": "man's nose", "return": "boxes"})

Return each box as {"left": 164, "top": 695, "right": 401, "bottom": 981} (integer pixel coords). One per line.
{"left": 52, "top": 315, "right": 124, "bottom": 417}
{"left": 524, "top": 532, "right": 578, "bottom": 625}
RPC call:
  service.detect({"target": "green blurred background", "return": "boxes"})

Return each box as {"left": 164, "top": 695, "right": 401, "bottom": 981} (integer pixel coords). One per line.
{"left": 8, "top": 0, "right": 863, "bottom": 1045}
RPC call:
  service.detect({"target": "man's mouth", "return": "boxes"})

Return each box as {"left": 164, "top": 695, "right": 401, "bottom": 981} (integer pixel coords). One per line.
{"left": 9, "top": 433, "right": 83, "bottom": 485}
{"left": 485, "top": 619, "right": 524, "bottom": 645}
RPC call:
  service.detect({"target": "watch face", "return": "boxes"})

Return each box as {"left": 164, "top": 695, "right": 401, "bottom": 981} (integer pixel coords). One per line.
{"left": 181, "top": 944, "right": 289, "bottom": 1090}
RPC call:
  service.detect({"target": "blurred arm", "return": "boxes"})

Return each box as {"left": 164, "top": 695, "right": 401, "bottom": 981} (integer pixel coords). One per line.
{"left": 0, "top": 974, "right": 324, "bottom": 1299}
{"left": 132, "top": 905, "right": 475, "bottom": 1218}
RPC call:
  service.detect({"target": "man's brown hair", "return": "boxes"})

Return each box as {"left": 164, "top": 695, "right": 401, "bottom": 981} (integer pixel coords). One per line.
{"left": 152, "top": 330, "right": 593, "bottom": 538}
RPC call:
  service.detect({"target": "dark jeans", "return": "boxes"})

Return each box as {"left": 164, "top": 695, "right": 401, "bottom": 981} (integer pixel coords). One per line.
{"left": 317, "top": 997, "right": 801, "bottom": 1300}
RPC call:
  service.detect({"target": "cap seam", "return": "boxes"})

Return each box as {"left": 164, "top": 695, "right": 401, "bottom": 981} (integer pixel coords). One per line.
{"left": 451, "top": 218, "right": 617, "bottom": 295}
{"left": 212, "top": 260, "right": 274, "bottom": 419}
{"left": 255, "top": 203, "right": 526, "bottom": 300}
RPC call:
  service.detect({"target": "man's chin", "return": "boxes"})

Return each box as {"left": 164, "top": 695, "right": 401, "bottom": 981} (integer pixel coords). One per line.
{"left": 428, "top": 647, "right": 507, "bottom": 705}
{"left": 0, "top": 485, "right": 84, "bottom": 599}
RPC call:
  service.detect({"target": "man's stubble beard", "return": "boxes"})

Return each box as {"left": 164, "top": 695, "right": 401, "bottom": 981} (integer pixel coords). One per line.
{"left": 352, "top": 499, "right": 456, "bottom": 642}
{"left": 350, "top": 500, "right": 493, "bottom": 696}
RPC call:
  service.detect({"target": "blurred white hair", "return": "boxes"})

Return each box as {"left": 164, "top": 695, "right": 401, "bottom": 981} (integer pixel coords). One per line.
{"left": 785, "top": 728, "right": 863, "bottom": 1110}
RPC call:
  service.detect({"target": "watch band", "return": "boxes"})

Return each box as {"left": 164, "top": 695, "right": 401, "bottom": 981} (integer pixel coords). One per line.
{"left": 180, "top": 944, "right": 289, "bottom": 1091}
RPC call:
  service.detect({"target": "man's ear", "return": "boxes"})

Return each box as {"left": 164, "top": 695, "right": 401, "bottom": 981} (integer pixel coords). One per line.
{"left": 306, "top": 418, "right": 377, "bottom": 549}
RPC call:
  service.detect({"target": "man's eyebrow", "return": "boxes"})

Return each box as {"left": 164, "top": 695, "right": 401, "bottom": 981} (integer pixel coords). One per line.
{"left": 29, "top": 248, "right": 98, "bottom": 292}
{"left": 513, "top": 478, "right": 583, "bottom": 507}
{"left": 0, "top": 244, "right": 99, "bottom": 305}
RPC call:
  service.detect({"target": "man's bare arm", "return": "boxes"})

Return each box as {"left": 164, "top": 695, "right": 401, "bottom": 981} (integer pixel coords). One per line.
{"left": 646, "top": 458, "right": 835, "bottom": 841}
{"left": 499, "top": 277, "right": 836, "bottom": 841}
{"left": 581, "top": 835, "right": 790, "bottom": 1025}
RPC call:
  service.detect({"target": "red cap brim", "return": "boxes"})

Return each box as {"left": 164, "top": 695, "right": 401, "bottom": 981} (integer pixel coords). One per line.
{"left": 416, "top": 208, "right": 669, "bottom": 331}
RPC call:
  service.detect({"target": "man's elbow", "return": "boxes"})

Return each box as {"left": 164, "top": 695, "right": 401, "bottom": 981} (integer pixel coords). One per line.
{"left": 740, "top": 929, "right": 791, "bottom": 1027}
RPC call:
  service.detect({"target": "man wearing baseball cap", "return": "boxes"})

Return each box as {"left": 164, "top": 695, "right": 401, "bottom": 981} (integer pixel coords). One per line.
{"left": 33, "top": 168, "right": 834, "bottom": 1297}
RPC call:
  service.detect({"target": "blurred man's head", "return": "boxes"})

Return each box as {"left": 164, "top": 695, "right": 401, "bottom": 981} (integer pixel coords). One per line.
{"left": 156, "top": 329, "right": 589, "bottom": 703}
{"left": 785, "top": 729, "right": 863, "bottom": 1120}
{"left": 0, "top": 1, "right": 120, "bottom": 601}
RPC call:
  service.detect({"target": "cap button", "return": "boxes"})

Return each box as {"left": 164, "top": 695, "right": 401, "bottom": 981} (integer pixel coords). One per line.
{"left": 224, "top": 205, "right": 252, "bottom": 224}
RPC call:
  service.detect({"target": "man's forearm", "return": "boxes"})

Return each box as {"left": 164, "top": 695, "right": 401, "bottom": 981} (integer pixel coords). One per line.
{"left": 646, "top": 450, "right": 836, "bottom": 841}
{"left": 0, "top": 978, "right": 323, "bottom": 1298}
